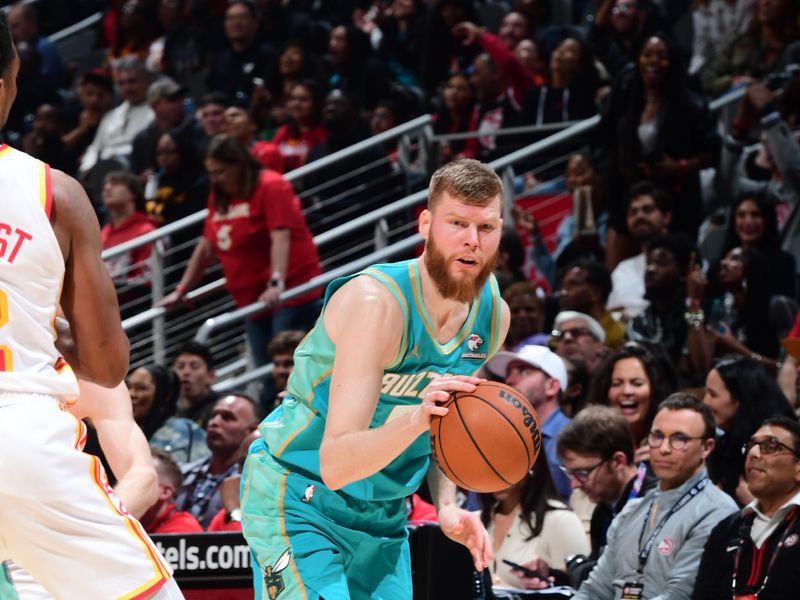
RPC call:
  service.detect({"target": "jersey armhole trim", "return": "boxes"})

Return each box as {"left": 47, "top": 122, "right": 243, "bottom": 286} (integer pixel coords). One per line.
{"left": 39, "top": 162, "right": 53, "bottom": 219}
{"left": 361, "top": 268, "right": 409, "bottom": 370}
{"left": 487, "top": 274, "right": 503, "bottom": 357}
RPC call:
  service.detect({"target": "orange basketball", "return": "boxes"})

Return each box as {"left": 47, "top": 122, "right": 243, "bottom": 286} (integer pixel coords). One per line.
{"left": 430, "top": 381, "right": 542, "bottom": 493}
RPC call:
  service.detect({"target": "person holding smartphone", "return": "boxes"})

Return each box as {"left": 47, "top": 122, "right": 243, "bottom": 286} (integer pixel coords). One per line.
{"left": 477, "top": 448, "right": 589, "bottom": 589}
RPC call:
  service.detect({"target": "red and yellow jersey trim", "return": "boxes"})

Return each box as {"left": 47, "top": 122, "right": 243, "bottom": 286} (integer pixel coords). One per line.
{"left": 87, "top": 457, "right": 170, "bottom": 598}
{"left": 0, "top": 144, "right": 11, "bottom": 159}
{"left": 39, "top": 161, "right": 53, "bottom": 219}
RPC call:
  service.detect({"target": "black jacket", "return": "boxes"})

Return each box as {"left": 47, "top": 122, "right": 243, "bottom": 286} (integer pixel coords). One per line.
{"left": 693, "top": 505, "right": 800, "bottom": 600}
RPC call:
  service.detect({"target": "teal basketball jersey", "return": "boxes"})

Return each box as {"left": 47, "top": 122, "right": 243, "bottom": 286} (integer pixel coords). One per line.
{"left": 258, "top": 259, "right": 503, "bottom": 501}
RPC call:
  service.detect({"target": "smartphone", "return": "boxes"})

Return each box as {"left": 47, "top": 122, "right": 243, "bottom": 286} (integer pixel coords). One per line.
{"left": 501, "top": 559, "right": 548, "bottom": 581}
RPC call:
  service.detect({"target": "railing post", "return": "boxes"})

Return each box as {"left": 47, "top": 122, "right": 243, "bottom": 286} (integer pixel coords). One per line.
{"left": 502, "top": 166, "right": 516, "bottom": 225}
{"left": 374, "top": 218, "right": 390, "bottom": 251}
{"left": 150, "top": 242, "right": 166, "bottom": 365}
{"left": 398, "top": 134, "right": 412, "bottom": 196}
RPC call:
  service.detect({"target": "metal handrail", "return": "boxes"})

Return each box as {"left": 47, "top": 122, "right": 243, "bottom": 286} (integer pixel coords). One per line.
{"left": 284, "top": 115, "right": 431, "bottom": 180}
{"left": 102, "top": 115, "right": 432, "bottom": 260}
{"left": 192, "top": 84, "right": 750, "bottom": 348}
{"left": 121, "top": 278, "right": 226, "bottom": 330}
{"left": 103, "top": 83, "right": 744, "bottom": 262}
{"left": 50, "top": 12, "right": 102, "bottom": 42}
{"left": 433, "top": 120, "right": 583, "bottom": 142}
{"left": 213, "top": 363, "right": 273, "bottom": 393}
{"left": 194, "top": 235, "right": 422, "bottom": 344}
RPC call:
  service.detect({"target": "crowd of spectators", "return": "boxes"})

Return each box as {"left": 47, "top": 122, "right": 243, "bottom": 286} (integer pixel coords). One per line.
{"left": 4, "top": 0, "right": 800, "bottom": 597}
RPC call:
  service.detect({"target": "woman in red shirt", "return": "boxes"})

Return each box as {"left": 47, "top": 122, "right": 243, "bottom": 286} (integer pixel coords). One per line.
{"left": 159, "top": 135, "right": 322, "bottom": 366}
{"left": 271, "top": 80, "right": 327, "bottom": 172}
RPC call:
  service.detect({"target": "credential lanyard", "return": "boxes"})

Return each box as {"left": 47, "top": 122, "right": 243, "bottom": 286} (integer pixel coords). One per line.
{"left": 731, "top": 506, "right": 799, "bottom": 599}
{"left": 637, "top": 477, "right": 709, "bottom": 570}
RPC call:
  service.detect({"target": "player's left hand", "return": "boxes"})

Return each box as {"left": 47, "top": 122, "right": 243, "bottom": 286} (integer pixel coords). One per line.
{"left": 438, "top": 504, "right": 493, "bottom": 571}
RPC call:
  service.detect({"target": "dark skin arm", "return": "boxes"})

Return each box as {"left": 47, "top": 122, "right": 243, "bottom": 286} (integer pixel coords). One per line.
{"left": 51, "top": 169, "right": 129, "bottom": 385}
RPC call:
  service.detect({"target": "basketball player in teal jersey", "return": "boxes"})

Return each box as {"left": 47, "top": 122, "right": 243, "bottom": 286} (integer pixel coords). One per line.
{"left": 240, "top": 159, "right": 510, "bottom": 599}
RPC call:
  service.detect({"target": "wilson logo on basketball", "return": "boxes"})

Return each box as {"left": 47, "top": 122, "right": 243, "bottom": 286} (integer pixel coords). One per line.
{"left": 462, "top": 333, "right": 487, "bottom": 360}
{"left": 498, "top": 388, "right": 542, "bottom": 452}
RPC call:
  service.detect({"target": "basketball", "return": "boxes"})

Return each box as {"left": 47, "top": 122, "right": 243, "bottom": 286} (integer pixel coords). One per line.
{"left": 430, "top": 381, "right": 542, "bottom": 493}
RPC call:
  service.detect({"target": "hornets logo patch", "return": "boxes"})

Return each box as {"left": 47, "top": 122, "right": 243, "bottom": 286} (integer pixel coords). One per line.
{"left": 264, "top": 547, "right": 292, "bottom": 599}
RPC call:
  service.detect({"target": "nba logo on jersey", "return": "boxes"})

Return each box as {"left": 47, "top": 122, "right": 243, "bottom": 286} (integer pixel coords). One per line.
{"left": 462, "top": 333, "right": 487, "bottom": 360}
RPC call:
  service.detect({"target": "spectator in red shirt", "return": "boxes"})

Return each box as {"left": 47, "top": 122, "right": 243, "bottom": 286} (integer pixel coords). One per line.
{"left": 100, "top": 170, "right": 157, "bottom": 289}
{"left": 140, "top": 447, "right": 203, "bottom": 534}
{"left": 159, "top": 135, "right": 322, "bottom": 367}
{"left": 222, "top": 103, "right": 285, "bottom": 173}
{"left": 271, "top": 80, "right": 327, "bottom": 172}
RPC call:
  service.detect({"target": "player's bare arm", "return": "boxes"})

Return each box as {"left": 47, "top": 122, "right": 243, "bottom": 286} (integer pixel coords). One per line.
{"left": 319, "top": 276, "right": 479, "bottom": 490}
{"left": 70, "top": 380, "right": 158, "bottom": 519}
{"left": 51, "top": 169, "right": 129, "bottom": 386}
{"left": 424, "top": 300, "right": 508, "bottom": 571}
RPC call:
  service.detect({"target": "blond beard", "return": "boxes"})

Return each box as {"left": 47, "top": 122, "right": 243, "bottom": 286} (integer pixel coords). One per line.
{"left": 424, "top": 233, "right": 496, "bottom": 303}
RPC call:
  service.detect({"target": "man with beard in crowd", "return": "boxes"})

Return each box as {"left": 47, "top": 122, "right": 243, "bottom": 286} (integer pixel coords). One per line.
{"left": 607, "top": 181, "right": 672, "bottom": 319}
{"left": 240, "top": 159, "right": 509, "bottom": 599}
{"left": 628, "top": 234, "right": 710, "bottom": 376}
{"left": 558, "top": 259, "right": 625, "bottom": 348}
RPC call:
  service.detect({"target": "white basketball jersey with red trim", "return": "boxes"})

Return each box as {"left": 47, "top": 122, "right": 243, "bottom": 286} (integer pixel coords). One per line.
{"left": 0, "top": 144, "right": 78, "bottom": 399}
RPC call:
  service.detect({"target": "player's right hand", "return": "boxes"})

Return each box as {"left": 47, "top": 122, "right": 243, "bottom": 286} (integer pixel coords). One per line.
{"left": 413, "top": 375, "right": 484, "bottom": 430}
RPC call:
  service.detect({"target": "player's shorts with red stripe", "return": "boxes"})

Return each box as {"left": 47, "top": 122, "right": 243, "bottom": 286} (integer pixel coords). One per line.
{"left": 0, "top": 393, "right": 172, "bottom": 600}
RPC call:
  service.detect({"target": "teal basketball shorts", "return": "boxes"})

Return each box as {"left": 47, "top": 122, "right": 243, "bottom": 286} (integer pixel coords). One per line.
{"left": 240, "top": 439, "right": 412, "bottom": 600}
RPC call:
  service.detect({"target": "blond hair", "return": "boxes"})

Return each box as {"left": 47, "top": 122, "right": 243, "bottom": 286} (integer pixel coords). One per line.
{"left": 427, "top": 159, "right": 502, "bottom": 209}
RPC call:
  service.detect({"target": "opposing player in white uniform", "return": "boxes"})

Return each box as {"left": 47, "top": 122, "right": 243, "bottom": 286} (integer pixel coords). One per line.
{"left": 0, "top": 15, "right": 182, "bottom": 600}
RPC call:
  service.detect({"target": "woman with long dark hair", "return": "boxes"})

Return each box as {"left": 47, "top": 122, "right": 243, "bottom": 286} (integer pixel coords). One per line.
{"left": 594, "top": 33, "right": 719, "bottom": 267}
{"left": 587, "top": 341, "right": 676, "bottom": 459}
{"left": 270, "top": 80, "right": 328, "bottom": 172}
{"left": 703, "top": 357, "right": 796, "bottom": 504}
{"left": 521, "top": 32, "right": 601, "bottom": 127}
{"left": 266, "top": 41, "right": 326, "bottom": 125}
{"left": 707, "top": 246, "right": 779, "bottom": 361}
{"left": 479, "top": 447, "right": 589, "bottom": 588}
{"left": 127, "top": 364, "right": 209, "bottom": 465}
{"left": 721, "top": 195, "right": 795, "bottom": 297}
{"left": 148, "top": 129, "right": 208, "bottom": 226}
{"left": 327, "top": 24, "right": 392, "bottom": 111}
{"left": 157, "top": 135, "right": 322, "bottom": 366}
{"left": 432, "top": 72, "right": 476, "bottom": 160}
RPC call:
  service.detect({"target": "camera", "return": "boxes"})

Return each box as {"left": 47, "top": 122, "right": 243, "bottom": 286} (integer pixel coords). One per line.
{"left": 764, "top": 64, "right": 800, "bottom": 91}
{"left": 565, "top": 554, "right": 597, "bottom": 590}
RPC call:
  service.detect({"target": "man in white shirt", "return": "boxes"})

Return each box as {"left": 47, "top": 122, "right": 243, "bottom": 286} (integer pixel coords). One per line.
{"left": 79, "top": 56, "right": 154, "bottom": 174}
{"left": 607, "top": 181, "right": 671, "bottom": 319}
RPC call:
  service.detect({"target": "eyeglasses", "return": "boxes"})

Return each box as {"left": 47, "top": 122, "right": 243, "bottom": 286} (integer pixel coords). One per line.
{"left": 742, "top": 438, "right": 800, "bottom": 458}
{"left": 559, "top": 459, "right": 606, "bottom": 483}
{"left": 611, "top": 4, "right": 635, "bottom": 15}
{"left": 551, "top": 327, "right": 592, "bottom": 340}
{"left": 648, "top": 431, "right": 706, "bottom": 451}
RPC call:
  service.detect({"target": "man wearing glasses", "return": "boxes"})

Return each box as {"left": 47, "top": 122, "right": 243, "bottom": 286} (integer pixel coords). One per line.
{"left": 693, "top": 416, "right": 800, "bottom": 599}
{"left": 573, "top": 393, "right": 737, "bottom": 600}
{"left": 551, "top": 310, "right": 607, "bottom": 375}
{"left": 557, "top": 405, "right": 657, "bottom": 561}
